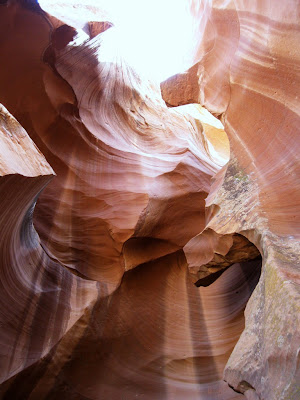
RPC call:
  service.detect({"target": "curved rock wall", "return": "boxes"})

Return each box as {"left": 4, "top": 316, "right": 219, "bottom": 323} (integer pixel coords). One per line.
{"left": 163, "top": 1, "right": 300, "bottom": 398}
{"left": 0, "top": 1, "right": 298, "bottom": 399}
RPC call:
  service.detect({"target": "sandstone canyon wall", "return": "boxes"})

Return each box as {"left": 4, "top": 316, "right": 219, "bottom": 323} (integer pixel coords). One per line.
{"left": 0, "top": 1, "right": 299, "bottom": 400}
{"left": 162, "top": 2, "right": 300, "bottom": 398}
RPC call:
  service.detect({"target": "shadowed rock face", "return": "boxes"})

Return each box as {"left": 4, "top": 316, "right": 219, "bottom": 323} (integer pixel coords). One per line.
{"left": 0, "top": 1, "right": 298, "bottom": 400}
{"left": 163, "top": 1, "right": 300, "bottom": 398}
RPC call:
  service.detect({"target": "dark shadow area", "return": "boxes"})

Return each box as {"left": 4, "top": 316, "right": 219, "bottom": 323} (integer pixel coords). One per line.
{"left": 195, "top": 234, "right": 262, "bottom": 287}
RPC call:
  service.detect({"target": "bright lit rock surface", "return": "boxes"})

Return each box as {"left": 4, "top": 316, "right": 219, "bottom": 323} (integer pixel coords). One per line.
{"left": 0, "top": 1, "right": 299, "bottom": 399}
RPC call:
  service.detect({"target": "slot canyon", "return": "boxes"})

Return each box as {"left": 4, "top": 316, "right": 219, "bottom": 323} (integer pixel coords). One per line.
{"left": 0, "top": 1, "right": 299, "bottom": 399}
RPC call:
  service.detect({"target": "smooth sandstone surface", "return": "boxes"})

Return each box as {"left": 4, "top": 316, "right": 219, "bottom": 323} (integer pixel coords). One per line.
{"left": 0, "top": 0, "right": 299, "bottom": 399}
{"left": 0, "top": 1, "right": 245, "bottom": 399}
{"left": 162, "top": 1, "right": 300, "bottom": 398}
{"left": 0, "top": 103, "right": 99, "bottom": 385}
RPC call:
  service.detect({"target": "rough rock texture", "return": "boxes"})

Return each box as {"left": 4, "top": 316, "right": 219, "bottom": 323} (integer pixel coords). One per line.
{"left": 0, "top": 1, "right": 298, "bottom": 400}
{"left": 0, "top": 1, "right": 249, "bottom": 399}
{"left": 186, "top": 231, "right": 261, "bottom": 286}
{"left": 163, "top": 1, "right": 300, "bottom": 399}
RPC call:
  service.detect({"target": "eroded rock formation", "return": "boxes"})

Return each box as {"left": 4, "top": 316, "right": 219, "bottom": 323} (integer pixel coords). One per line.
{"left": 0, "top": 1, "right": 298, "bottom": 399}
{"left": 163, "top": 1, "right": 300, "bottom": 398}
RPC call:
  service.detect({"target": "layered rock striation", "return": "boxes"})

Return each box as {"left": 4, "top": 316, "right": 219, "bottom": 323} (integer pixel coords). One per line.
{"left": 0, "top": 0, "right": 299, "bottom": 399}
{"left": 163, "top": 1, "right": 300, "bottom": 398}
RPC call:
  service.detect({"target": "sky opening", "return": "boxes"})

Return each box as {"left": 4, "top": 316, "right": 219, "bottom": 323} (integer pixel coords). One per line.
{"left": 39, "top": 0, "right": 197, "bottom": 82}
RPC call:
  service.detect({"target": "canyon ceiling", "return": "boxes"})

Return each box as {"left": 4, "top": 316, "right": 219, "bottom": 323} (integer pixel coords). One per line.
{"left": 0, "top": 1, "right": 299, "bottom": 400}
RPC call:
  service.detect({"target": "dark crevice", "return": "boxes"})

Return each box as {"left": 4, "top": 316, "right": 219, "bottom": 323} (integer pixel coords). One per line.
{"left": 228, "top": 380, "right": 256, "bottom": 394}
{"left": 195, "top": 234, "right": 262, "bottom": 287}
{"left": 195, "top": 264, "right": 232, "bottom": 287}
{"left": 228, "top": 383, "right": 243, "bottom": 394}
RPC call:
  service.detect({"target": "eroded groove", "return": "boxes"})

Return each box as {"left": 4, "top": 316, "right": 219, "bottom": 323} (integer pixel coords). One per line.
{"left": 0, "top": 1, "right": 299, "bottom": 399}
